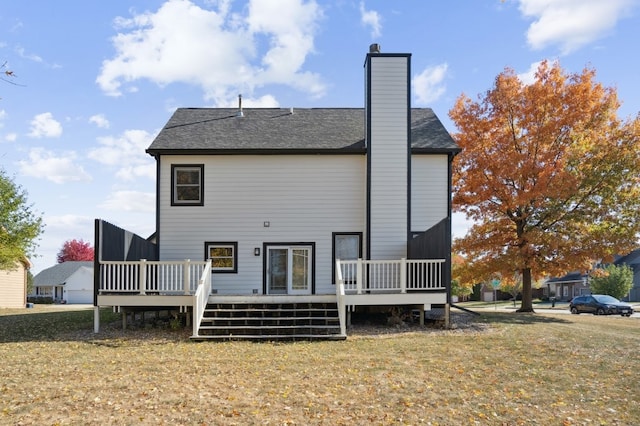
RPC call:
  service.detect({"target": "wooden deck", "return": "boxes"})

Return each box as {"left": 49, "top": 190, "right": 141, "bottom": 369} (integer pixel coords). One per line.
{"left": 94, "top": 258, "right": 449, "bottom": 337}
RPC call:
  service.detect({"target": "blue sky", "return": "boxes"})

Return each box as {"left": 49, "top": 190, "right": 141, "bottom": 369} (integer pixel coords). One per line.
{"left": 1, "top": 0, "right": 638, "bottom": 274}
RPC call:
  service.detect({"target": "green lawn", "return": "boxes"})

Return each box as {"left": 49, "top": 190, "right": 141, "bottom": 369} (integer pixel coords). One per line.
{"left": 1, "top": 305, "right": 638, "bottom": 425}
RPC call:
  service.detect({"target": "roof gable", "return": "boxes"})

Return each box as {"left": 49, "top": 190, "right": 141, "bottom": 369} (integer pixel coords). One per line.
{"left": 33, "top": 261, "right": 93, "bottom": 286}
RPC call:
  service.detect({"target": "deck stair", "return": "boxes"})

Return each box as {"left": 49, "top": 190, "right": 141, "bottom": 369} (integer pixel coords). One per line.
{"left": 193, "top": 301, "right": 346, "bottom": 341}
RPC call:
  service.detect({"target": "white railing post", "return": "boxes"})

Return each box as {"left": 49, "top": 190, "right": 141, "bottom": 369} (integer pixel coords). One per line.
{"left": 139, "top": 259, "right": 147, "bottom": 295}
{"left": 335, "top": 260, "right": 347, "bottom": 337}
{"left": 356, "top": 258, "right": 363, "bottom": 295}
{"left": 183, "top": 259, "right": 191, "bottom": 295}
{"left": 400, "top": 258, "right": 407, "bottom": 293}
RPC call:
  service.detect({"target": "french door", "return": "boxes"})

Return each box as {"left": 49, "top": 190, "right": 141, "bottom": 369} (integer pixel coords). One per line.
{"left": 266, "top": 245, "right": 312, "bottom": 295}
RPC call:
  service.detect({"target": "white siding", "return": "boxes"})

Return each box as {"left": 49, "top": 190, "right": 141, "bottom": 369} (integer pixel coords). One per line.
{"left": 368, "top": 55, "right": 409, "bottom": 260}
{"left": 159, "top": 155, "right": 365, "bottom": 295}
{"left": 63, "top": 267, "right": 94, "bottom": 304}
{"left": 0, "top": 263, "right": 26, "bottom": 308}
{"left": 411, "top": 155, "right": 449, "bottom": 232}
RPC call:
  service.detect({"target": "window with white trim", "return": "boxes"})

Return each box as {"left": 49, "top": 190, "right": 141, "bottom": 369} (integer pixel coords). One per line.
{"left": 205, "top": 242, "right": 238, "bottom": 273}
{"left": 172, "top": 164, "right": 204, "bottom": 206}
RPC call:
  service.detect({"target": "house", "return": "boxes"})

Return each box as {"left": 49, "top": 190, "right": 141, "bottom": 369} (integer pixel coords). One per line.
{"left": 613, "top": 248, "right": 640, "bottom": 301}
{"left": 94, "top": 45, "right": 461, "bottom": 339}
{"left": 33, "top": 261, "right": 94, "bottom": 304}
{"left": 545, "top": 272, "right": 590, "bottom": 302}
{"left": 0, "top": 259, "right": 30, "bottom": 308}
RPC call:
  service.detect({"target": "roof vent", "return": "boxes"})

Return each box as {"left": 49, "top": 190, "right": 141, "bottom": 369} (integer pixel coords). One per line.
{"left": 289, "top": 107, "right": 294, "bottom": 114}
{"left": 236, "top": 94, "right": 244, "bottom": 117}
{"left": 369, "top": 43, "right": 381, "bottom": 53}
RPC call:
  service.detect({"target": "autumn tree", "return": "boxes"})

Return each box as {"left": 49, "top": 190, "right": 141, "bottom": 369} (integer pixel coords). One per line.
{"left": 57, "top": 239, "right": 94, "bottom": 262}
{"left": 451, "top": 253, "right": 473, "bottom": 299}
{"left": 450, "top": 61, "right": 640, "bottom": 313}
{"left": 0, "top": 169, "right": 44, "bottom": 269}
{"left": 589, "top": 264, "right": 633, "bottom": 300}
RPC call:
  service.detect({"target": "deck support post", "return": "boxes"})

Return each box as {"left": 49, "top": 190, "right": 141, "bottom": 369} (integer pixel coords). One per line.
{"left": 444, "top": 303, "right": 450, "bottom": 329}
{"left": 419, "top": 304, "right": 424, "bottom": 326}
{"left": 122, "top": 308, "right": 128, "bottom": 330}
{"left": 94, "top": 306, "right": 100, "bottom": 333}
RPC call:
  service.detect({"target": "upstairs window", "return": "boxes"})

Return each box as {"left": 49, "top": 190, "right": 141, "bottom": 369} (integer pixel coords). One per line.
{"left": 205, "top": 242, "right": 238, "bottom": 273}
{"left": 171, "top": 164, "right": 204, "bottom": 206}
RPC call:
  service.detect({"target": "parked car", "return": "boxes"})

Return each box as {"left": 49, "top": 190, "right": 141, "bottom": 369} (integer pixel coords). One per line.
{"left": 569, "top": 294, "right": 634, "bottom": 316}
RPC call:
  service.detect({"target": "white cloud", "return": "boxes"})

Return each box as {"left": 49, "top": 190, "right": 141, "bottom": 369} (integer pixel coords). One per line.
{"left": 28, "top": 112, "right": 63, "bottom": 138}
{"left": 97, "top": 0, "right": 325, "bottom": 105}
{"left": 4, "top": 133, "right": 17, "bottom": 142}
{"left": 412, "top": 63, "right": 448, "bottom": 105}
{"left": 15, "top": 46, "right": 43, "bottom": 63}
{"left": 46, "top": 214, "right": 94, "bottom": 234}
{"left": 517, "top": 60, "right": 561, "bottom": 85}
{"left": 359, "top": 1, "right": 382, "bottom": 39}
{"left": 87, "top": 129, "right": 156, "bottom": 180}
{"left": 99, "top": 190, "right": 155, "bottom": 213}
{"left": 89, "top": 114, "right": 110, "bottom": 129}
{"left": 518, "top": 0, "right": 636, "bottom": 54}
{"left": 517, "top": 60, "right": 542, "bottom": 85}
{"left": 17, "top": 148, "right": 92, "bottom": 184}
{"left": 0, "top": 109, "right": 6, "bottom": 124}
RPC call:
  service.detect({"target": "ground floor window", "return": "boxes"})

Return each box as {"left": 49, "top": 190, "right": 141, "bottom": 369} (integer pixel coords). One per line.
{"left": 332, "top": 232, "right": 362, "bottom": 284}
{"left": 205, "top": 242, "right": 238, "bottom": 273}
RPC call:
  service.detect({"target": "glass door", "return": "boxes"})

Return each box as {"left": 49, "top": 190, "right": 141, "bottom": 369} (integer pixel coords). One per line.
{"left": 267, "top": 246, "right": 312, "bottom": 295}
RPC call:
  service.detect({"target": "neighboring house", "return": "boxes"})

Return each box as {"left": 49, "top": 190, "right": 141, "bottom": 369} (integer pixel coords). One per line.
{"left": 33, "top": 261, "right": 94, "bottom": 304}
{"left": 546, "top": 272, "right": 590, "bottom": 302}
{"left": 613, "top": 248, "right": 640, "bottom": 302}
{"left": 0, "top": 259, "right": 30, "bottom": 308}
{"left": 94, "top": 45, "right": 461, "bottom": 338}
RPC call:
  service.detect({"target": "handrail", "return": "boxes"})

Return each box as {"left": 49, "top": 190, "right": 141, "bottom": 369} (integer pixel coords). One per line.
{"left": 192, "top": 260, "right": 212, "bottom": 338}
{"left": 335, "top": 259, "right": 347, "bottom": 336}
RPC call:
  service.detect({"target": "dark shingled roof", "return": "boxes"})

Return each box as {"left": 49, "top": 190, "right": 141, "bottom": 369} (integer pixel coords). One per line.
{"left": 147, "top": 108, "right": 459, "bottom": 155}
{"left": 614, "top": 248, "right": 640, "bottom": 267}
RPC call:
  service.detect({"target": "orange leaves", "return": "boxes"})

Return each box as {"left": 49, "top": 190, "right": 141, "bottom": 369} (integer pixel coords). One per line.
{"left": 450, "top": 60, "right": 640, "bottom": 302}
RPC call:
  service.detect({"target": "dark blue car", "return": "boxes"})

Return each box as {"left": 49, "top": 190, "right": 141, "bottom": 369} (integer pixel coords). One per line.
{"left": 569, "top": 294, "right": 634, "bottom": 317}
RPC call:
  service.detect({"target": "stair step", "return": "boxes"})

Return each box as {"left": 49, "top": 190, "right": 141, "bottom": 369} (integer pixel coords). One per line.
{"left": 192, "top": 334, "right": 347, "bottom": 341}
{"left": 201, "top": 315, "right": 338, "bottom": 320}
{"left": 199, "top": 324, "right": 340, "bottom": 330}
{"left": 194, "top": 301, "right": 342, "bottom": 341}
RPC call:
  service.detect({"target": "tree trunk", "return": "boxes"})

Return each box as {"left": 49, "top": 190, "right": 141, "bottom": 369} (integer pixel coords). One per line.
{"left": 517, "top": 267, "right": 535, "bottom": 313}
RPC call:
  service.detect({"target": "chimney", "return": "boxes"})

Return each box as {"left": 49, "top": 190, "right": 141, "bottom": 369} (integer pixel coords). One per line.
{"left": 364, "top": 46, "right": 411, "bottom": 261}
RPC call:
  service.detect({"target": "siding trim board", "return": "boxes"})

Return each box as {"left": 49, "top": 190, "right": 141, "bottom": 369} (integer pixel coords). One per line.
{"left": 405, "top": 54, "right": 412, "bottom": 256}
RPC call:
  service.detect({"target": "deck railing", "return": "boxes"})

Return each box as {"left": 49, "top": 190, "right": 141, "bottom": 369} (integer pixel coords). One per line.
{"left": 192, "top": 260, "right": 212, "bottom": 338}
{"left": 337, "top": 258, "right": 446, "bottom": 294}
{"left": 335, "top": 260, "right": 347, "bottom": 336}
{"left": 99, "top": 259, "right": 208, "bottom": 295}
